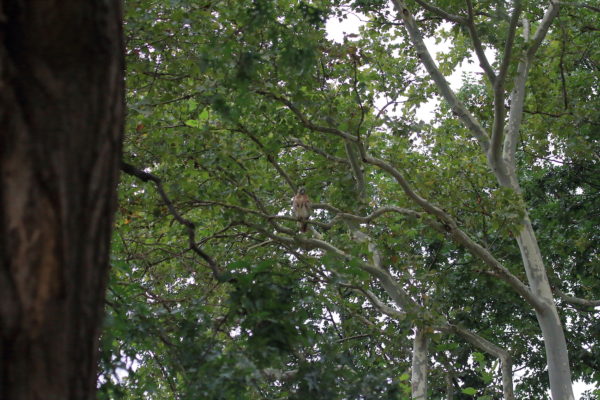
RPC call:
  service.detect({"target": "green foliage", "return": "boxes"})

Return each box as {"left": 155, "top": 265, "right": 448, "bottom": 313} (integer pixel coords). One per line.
{"left": 228, "top": 260, "right": 313, "bottom": 364}
{"left": 101, "top": 0, "right": 599, "bottom": 398}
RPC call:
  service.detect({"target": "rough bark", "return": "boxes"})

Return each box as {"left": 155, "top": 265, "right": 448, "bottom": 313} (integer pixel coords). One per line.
{"left": 0, "top": 2, "right": 124, "bottom": 400}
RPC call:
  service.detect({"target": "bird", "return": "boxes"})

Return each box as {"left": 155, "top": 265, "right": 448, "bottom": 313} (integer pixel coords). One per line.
{"left": 292, "top": 187, "right": 311, "bottom": 232}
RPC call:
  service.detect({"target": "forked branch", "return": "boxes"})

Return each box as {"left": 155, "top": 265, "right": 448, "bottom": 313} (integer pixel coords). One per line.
{"left": 390, "top": 0, "right": 491, "bottom": 153}
{"left": 121, "top": 161, "right": 224, "bottom": 280}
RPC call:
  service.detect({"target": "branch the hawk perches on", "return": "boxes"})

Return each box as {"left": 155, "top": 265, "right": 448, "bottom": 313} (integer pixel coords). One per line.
{"left": 292, "top": 187, "right": 311, "bottom": 232}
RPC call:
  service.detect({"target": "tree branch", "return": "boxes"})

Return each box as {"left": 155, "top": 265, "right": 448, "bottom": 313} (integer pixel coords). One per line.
{"left": 412, "top": 327, "right": 429, "bottom": 400}
{"left": 465, "top": 0, "right": 496, "bottom": 84}
{"left": 503, "top": 1, "right": 560, "bottom": 184}
{"left": 316, "top": 205, "right": 422, "bottom": 229}
{"left": 413, "top": 0, "right": 466, "bottom": 23}
{"left": 356, "top": 288, "right": 406, "bottom": 319}
{"left": 357, "top": 152, "right": 542, "bottom": 310}
{"left": 554, "top": 288, "right": 600, "bottom": 309}
{"left": 287, "top": 137, "right": 350, "bottom": 165}
{"left": 490, "top": 0, "right": 522, "bottom": 180}
{"left": 528, "top": 1, "right": 561, "bottom": 59}
{"left": 440, "top": 324, "right": 514, "bottom": 400}
{"left": 390, "top": 0, "right": 490, "bottom": 153}
{"left": 335, "top": 333, "right": 372, "bottom": 343}
{"left": 345, "top": 140, "right": 366, "bottom": 199}
{"left": 236, "top": 125, "right": 296, "bottom": 192}
{"left": 121, "top": 161, "right": 224, "bottom": 280}
{"left": 256, "top": 90, "right": 359, "bottom": 142}
{"left": 244, "top": 221, "right": 423, "bottom": 315}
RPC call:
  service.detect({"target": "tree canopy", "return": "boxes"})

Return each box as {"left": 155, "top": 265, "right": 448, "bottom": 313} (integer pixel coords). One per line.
{"left": 99, "top": 0, "right": 599, "bottom": 399}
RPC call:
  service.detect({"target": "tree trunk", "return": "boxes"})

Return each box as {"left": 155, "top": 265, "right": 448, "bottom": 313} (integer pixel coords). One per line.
{"left": 411, "top": 327, "right": 428, "bottom": 400}
{"left": 0, "top": 2, "right": 124, "bottom": 400}
{"left": 445, "top": 371, "right": 454, "bottom": 400}
{"left": 516, "top": 217, "right": 574, "bottom": 400}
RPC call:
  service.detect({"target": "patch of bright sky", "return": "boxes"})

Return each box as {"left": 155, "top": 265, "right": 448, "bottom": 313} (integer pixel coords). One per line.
{"left": 326, "top": 12, "right": 495, "bottom": 122}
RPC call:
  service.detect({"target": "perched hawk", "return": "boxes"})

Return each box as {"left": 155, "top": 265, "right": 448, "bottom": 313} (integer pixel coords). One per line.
{"left": 292, "top": 187, "right": 311, "bottom": 232}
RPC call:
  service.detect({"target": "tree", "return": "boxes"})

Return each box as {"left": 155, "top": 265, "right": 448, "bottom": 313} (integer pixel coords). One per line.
{"left": 0, "top": 2, "right": 124, "bottom": 399}
{"left": 104, "top": 0, "right": 599, "bottom": 398}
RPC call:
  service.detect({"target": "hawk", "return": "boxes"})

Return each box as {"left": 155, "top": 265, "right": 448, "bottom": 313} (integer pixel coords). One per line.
{"left": 292, "top": 187, "right": 311, "bottom": 232}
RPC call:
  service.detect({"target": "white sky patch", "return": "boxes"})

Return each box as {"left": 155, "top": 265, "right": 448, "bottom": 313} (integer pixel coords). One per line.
{"left": 326, "top": 12, "right": 364, "bottom": 43}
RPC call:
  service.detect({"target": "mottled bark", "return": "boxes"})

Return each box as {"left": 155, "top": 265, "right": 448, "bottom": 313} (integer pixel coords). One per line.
{"left": 0, "top": 2, "right": 124, "bottom": 400}
{"left": 411, "top": 327, "right": 428, "bottom": 400}
{"left": 389, "top": 0, "right": 574, "bottom": 397}
{"left": 515, "top": 218, "right": 574, "bottom": 400}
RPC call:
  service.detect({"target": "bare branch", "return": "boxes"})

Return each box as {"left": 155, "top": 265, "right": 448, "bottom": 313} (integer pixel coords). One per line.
{"left": 490, "top": 0, "right": 522, "bottom": 179}
{"left": 465, "top": 0, "right": 496, "bottom": 83}
{"left": 357, "top": 288, "right": 406, "bottom": 319}
{"left": 503, "top": 1, "right": 560, "bottom": 180}
{"left": 390, "top": 0, "right": 490, "bottom": 153}
{"left": 335, "top": 333, "right": 372, "bottom": 343}
{"left": 262, "top": 368, "right": 298, "bottom": 381}
{"left": 528, "top": 1, "right": 561, "bottom": 59}
{"left": 121, "top": 161, "right": 224, "bottom": 280}
{"left": 555, "top": 288, "right": 600, "bottom": 309}
{"left": 440, "top": 324, "right": 514, "bottom": 400}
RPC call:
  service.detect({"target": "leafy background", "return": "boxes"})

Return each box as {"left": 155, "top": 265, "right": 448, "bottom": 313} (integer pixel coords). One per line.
{"left": 98, "top": 1, "right": 599, "bottom": 399}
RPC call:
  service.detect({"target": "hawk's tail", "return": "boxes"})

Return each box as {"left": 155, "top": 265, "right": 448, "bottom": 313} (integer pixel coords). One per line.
{"left": 300, "top": 221, "right": 308, "bottom": 232}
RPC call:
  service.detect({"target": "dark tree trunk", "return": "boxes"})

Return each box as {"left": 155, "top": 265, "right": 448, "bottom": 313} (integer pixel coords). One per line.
{"left": 0, "top": 2, "right": 124, "bottom": 399}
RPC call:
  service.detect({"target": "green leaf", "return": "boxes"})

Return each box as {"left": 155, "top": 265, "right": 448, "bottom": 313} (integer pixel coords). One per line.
{"left": 198, "top": 108, "right": 210, "bottom": 120}
{"left": 184, "top": 119, "right": 199, "bottom": 128}
{"left": 462, "top": 387, "right": 477, "bottom": 396}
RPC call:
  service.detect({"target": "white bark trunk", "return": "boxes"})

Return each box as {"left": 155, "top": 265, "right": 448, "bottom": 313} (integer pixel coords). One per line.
{"left": 516, "top": 217, "right": 574, "bottom": 400}
{"left": 411, "top": 327, "right": 428, "bottom": 400}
